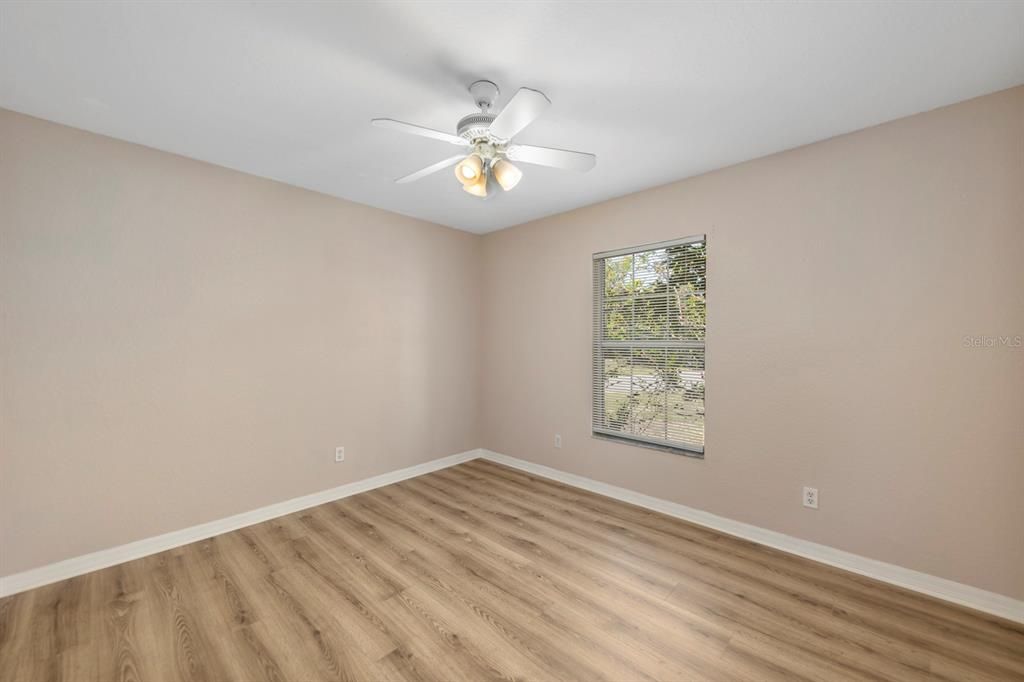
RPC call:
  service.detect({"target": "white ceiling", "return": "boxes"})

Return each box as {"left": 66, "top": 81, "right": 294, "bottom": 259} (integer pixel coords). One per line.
{"left": 2, "top": 2, "right": 1023, "bottom": 233}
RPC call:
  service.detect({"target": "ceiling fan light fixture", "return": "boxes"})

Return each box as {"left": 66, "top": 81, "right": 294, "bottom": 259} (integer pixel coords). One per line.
{"left": 454, "top": 153, "right": 483, "bottom": 184}
{"left": 462, "top": 171, "right": 488, "bottom": 198}
{"left": 492, "top": 159, "right": 522, "bottom": 191}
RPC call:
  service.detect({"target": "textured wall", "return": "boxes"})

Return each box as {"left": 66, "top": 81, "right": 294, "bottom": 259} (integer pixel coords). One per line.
{"left": 479, "top": 87, "right": 1024, "bottom": 599}
{"left": 4, "top": 87, "right": 1022, "bottom": 601}
{"left": 0, "top": 110, "right": 481, "bottom": 575}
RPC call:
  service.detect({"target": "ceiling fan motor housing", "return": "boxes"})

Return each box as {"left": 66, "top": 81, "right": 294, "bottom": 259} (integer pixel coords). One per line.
{"left": 457, "top": 112, "right": 497, "bottom": 142}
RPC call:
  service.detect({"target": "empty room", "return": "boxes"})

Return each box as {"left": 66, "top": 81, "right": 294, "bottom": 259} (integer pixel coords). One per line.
{"left": 2, "top": 1, "right": 1023, "bottom": 680}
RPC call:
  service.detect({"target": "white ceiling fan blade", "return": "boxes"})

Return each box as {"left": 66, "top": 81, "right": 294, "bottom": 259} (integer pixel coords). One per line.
{"left": 395, "top": 155, "right": 466, "bottom": 184}
{"left": 372, "top": 118, "right": 469, "bottom": 147}
{"left": 506, "top": 143, "right": 597, "bottom": 172}
{"left": 487, "top": 88, "right": 550, "bottom": 140}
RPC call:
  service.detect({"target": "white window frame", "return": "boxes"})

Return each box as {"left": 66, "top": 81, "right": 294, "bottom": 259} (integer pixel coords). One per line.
{"left": 592, "top": 235, "right": 706, "bottom": 457}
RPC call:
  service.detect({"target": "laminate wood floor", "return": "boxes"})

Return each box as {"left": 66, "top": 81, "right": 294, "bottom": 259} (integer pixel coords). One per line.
{"left": 2, "top": 459, "right": 1022, "bottom": 681}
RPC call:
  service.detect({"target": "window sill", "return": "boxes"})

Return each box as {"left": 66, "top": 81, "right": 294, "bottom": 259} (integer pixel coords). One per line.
{"left": 591, "top": 432, "right": 704, "bottom": 459}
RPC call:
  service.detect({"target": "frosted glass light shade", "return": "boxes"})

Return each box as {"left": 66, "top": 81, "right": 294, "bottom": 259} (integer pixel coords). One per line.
{"left": 492, "top": 159, "right": 523, "bottom": 191}
{"left": 462, "top": 171, "right": 488, "bottom": 197}
{"left": 454, "top": 154, "right": 483, "bottom": 184}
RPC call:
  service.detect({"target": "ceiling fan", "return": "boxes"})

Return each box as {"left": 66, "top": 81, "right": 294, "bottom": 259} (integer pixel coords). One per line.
{"left": 372, "top": 80, "right": 596, "bottom": 198}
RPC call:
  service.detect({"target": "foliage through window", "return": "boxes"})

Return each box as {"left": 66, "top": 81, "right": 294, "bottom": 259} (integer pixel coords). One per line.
{"left": 592, "top": 236, "right": 706, "bottom": 455}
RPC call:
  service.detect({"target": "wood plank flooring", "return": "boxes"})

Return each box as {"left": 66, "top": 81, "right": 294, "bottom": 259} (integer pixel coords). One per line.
{"left": 2, "top": 458, "right": 1022, "bottom": 681}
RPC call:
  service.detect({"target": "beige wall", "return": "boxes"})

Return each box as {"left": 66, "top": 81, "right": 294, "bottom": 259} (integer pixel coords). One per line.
{"left": 0, "top": 110, "right": 481, "bottom": 576}
{"left": 4, "top": 87, "right": 1022, "bottom": 601}
{"left": 479, "top": 86, "right": 1024, "bottom": 600}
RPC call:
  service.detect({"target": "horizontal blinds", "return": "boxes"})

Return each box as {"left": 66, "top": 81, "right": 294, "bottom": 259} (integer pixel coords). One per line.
{"left": 592, "top": 236, "right": 706, "bottom": 454}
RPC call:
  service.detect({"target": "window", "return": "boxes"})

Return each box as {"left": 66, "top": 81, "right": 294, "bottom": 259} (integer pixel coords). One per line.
{"left": 592, "top": 236, "right": 706, "bottom": 456}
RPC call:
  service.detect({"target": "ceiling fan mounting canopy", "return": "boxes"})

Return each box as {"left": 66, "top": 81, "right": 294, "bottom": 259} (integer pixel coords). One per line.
{"left": 371, "top": 78, "right": 597, "bottom": 198}
{"left": 468, "top": 79, "right": 500, "bottom": 112}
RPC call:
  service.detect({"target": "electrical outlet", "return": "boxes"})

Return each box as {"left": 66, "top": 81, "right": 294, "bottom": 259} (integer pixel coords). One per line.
{"left": 554, "top": 434, "right": 562, "bottom": 449}
{"left": 802, "top": 486, "right": 818, "bottom": 509}
{"left": 335, "top": 446, "right": 345, "bottom": 463}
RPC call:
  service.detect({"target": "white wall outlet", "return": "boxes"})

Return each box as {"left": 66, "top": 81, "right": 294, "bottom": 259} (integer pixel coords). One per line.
{"left": 335, "top": 446, "right": 345, "bottom": 463}
{"left": 554, "top": 434, "right": 562, "bottom": 449}
{"left": 803, "top": 486, "right": 818, "bottom": 509}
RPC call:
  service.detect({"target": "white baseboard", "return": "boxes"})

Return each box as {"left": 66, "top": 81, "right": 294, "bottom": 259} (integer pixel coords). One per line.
{"left": 5, "top": 447, "right": 1021, "bottom": 625}
{"left": 479, "top": 450, "right": 1024, "bottom": 624}
{"left": 0, "top": 449, "right": 482, "bottom": 598}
